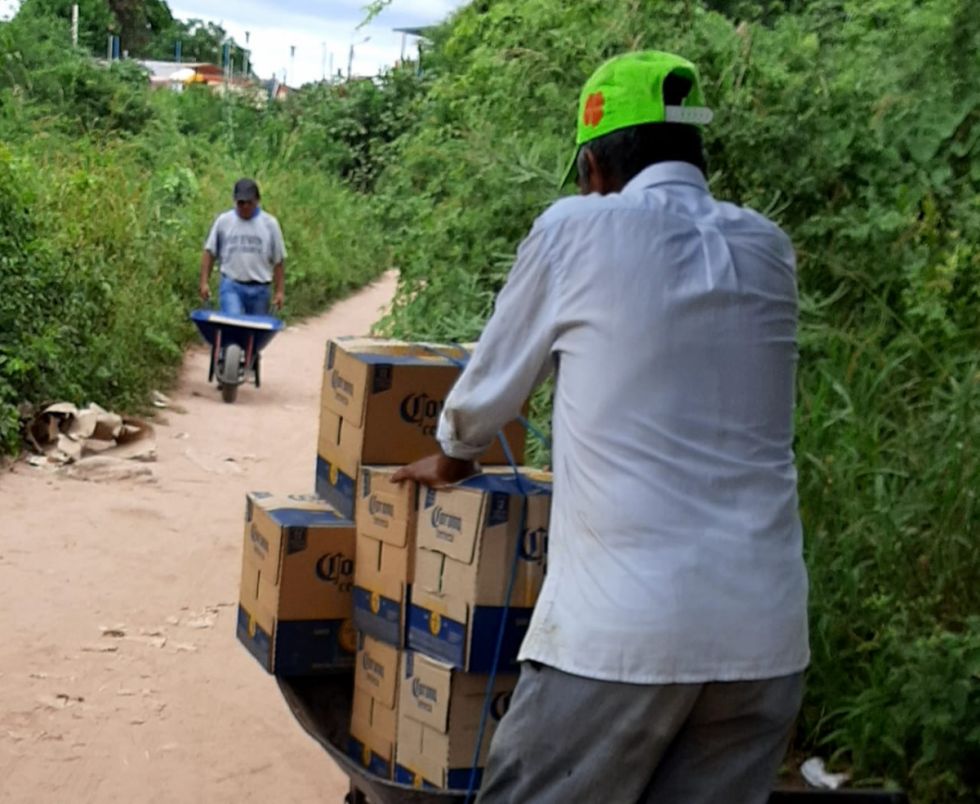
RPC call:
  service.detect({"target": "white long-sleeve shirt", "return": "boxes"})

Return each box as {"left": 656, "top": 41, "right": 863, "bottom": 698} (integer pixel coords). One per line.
{"left": 437, "top": 161, "right": 809, "bottom": 683}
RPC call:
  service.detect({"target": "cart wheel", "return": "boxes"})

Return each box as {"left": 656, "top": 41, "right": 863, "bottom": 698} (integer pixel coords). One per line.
{"left": 220, "top": 344, "right": 242, "bottom": 404}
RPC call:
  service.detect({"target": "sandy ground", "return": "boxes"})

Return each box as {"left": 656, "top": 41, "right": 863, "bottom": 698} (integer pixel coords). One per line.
{"left": 0, "top": 273, "right": 398, "bottom": 803}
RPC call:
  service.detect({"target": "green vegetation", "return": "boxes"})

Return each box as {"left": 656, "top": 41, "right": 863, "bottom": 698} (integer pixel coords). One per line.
{"left": 0, "top": 6, "right": 389, "bottom": 451}
{"left": 339, "top": 0, "right": 980, "bottom": 799}
{"left": 18, "top": 0, "right": 249, "bottom": 64}
{"left": 0, "top": 0, "right": 976, "bottom": 799}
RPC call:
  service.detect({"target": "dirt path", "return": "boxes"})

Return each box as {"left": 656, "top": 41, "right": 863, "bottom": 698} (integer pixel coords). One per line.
{"left": 0, "top": 273, "right": 398, "bottom": 803}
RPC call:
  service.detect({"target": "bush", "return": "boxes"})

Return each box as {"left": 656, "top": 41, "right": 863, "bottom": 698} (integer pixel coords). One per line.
{"left": 369, "top": 0, "right": 979, "bottom": 799}
{"left": 0, "top": 14, "right": 390, "bottom": 451}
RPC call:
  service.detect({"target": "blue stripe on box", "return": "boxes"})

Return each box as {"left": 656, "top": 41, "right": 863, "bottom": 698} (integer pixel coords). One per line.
{"left": 406, "top": 603, "right": 533, "bottom": 673}
{"left": 457, "top": 473, "right": 551, "bottom": 497}
{"left": 238, "top": 605, "right": 355, "bottom": 675}
{"left": 347, "top": 736, "right": 392, "bottom": 779}
{"left": 358, "top": 351, "right": 467, "bottom": 367}
{"left": 407, "top": 604, "right": 467, "bottom": 668}
{"left": 274, "top": 619, "right": 355, "bottom": 675}
{"left": 267, "top": 507, "right": 351, "bottom": 528}
{"left": 394, "top": 764, "right": 440, "bottom": 790}
{"left": 236, "top": 605, "right": 273, "bottom": 672}
{"left": 314, "top": 455, "right": 356, "bottom": 519}
{"left": 447, "top": 767, "right": 484, "bottom": 790}
{"left": 353, "top": 586, "right": 404, "bottom": 647}
{"left": 467, "top": 606, "right": 533, "bottom": 674}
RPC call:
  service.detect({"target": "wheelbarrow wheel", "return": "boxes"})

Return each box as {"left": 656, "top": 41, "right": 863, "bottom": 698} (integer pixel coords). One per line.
{"left": 220, "top": 344, "right": 242, "bottom": 404}
{"left": 221, "top": 381, "right": 239, "bottom": 404}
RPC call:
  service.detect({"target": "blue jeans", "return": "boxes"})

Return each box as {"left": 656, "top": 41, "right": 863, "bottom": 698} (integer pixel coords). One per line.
{"left": 219, "top": 275, "right": 271, "bottom": 316}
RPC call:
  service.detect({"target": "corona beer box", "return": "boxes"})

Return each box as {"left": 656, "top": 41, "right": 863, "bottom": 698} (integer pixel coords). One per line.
{"left": 408, "top": 470, "right": 552, "bottom": 673}
{"left": 314, "top": 338, "right": 527, "bottom": 518}
{"left": 394, "top": 651, "right": 516, "bottom": 790}
{"left": 348, "top": 634, "right": 401, "bottom": 779}
{"left": 353, "top": 468, "right": 418, "bottom": 647}
{"left": 236, "top": 492, "right": 357, "bottom": 675}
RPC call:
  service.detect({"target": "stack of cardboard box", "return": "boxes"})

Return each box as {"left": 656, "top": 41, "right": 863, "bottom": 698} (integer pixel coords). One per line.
{"left": 396, "top": 469, "right": 551, "bottom": 788}
{"left": 236, "top": 491, "right": 357, "bottom": 674}
{"left": 236, "top": 336, "right": 551, "bottom": 792}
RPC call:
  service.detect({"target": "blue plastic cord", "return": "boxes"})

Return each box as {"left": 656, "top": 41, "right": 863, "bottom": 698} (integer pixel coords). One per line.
{"left": 418, "top": 343, "right": 543, "bottom": 802}
{"left": 465, "top": 433, "right": 527, "bottom": 804}
{"left": 517, "top": 415, "right": 552, "bottom": 452}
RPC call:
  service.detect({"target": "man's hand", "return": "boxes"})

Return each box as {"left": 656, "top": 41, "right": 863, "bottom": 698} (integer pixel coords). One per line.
{"left": 391, "top": 453, "right": 476, "bottom": 488}
{"left": 199, "top": 281, "right": 211, "bottom": 303}
{"left": 273, "top": 288, "right": 285, "bottom": 311}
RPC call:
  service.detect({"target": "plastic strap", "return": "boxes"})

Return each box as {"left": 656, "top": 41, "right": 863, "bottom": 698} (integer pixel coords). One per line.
{"left": 417, "top": 343, "right": 540, "bottom": 800}
{"left": 465, "top": 431, "right": 526, "bottom": 802}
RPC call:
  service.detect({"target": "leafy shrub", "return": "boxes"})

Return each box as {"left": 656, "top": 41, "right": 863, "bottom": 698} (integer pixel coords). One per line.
{"left": 0, "top": 12, "right": 389, "bottom": 450}
{"left": 368, "top": 0, "right": 979, "bottom": 799}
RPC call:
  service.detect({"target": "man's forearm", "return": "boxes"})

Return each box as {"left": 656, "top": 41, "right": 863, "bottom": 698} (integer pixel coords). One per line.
{"left": 273, "top": 262, "right": 284, "bottom": 294}
{"left": 199, "top": 251, "right": 215, "bottom": 285}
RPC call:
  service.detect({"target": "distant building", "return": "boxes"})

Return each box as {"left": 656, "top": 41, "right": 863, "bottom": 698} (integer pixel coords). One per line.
{"left": 136, "top": 60, "right": 226, "bottom": 90}
{"left": 261, "top": 78, "right": 297, "bottom": 102}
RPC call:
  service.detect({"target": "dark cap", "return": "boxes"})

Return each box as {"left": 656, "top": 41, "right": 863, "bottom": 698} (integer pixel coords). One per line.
{"left": 233, "top": 178, "right": 260, "bottom": 202}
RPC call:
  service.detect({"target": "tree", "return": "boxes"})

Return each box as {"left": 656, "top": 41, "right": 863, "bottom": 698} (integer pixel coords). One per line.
{"left": 17, "top": 0, "right": 114, "bottom": 53}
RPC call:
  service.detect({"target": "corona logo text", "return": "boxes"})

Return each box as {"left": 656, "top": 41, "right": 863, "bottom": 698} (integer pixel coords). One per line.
{"left": 316, "top": 553, "right": 354, "bottom": 589}
{"left": 399, "top": 393, "right": 444, "bottom": 436}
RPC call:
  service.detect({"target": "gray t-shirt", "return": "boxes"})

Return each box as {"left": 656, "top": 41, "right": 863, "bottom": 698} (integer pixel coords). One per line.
{"left": 204, "top": 209, "right": 287, "bottom": 283}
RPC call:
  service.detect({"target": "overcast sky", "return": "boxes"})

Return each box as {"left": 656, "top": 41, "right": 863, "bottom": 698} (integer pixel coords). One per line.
{"left": 0, "top": 1, "right": 470, "bottom": 85}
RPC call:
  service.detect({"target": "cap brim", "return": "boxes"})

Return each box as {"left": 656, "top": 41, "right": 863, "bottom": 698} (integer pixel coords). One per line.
{"left": 559, "top": 147, "right": 579, "bottom": 190}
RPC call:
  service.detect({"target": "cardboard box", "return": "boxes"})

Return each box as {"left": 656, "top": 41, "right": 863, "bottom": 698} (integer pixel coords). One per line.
{"left": 348, "top": 634, "right": 401, "bottom": 779}
{"left": 314, "top": 338, "right": 527, "bottom": 517}
{"left": 236, "top": 492, "right": 357, "bottom": 674}
{"left": 408, "top": 471, "right": 551, "bottom": 673}
{"left": 353, "top": 467, "right": 417, "bottom": 647}
{"left": 394, "top": 651, "right": 516, "bottom": 790}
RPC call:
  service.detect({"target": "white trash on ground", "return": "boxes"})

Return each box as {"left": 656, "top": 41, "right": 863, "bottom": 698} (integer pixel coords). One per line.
{"left": 801, "top": 757, "right": 851, "bottom": 790}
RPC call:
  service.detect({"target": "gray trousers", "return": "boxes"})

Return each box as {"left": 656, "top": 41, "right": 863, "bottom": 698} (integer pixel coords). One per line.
{"left": 477, "top": 662, "right": 804, "bottom": 804}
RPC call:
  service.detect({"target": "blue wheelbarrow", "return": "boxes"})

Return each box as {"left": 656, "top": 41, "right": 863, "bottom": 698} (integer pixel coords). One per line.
{"left": 190, "top": 309, "right": 284, "bottom": 403}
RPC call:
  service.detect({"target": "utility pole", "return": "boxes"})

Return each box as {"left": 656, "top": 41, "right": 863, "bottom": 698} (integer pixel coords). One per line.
{"left": 321, "top": 41, "right": 327, "bottom": 81}
{"left": 348, "top": 37, "right": 369, "bottom": 80}
{"left": 70, "top": 4, "right": 79, "bottom": 48}
{"left": 244, "top": 31, "right": 251, "bottom": 78}
{"left": 289, "top": 45, "right": 296, "bottom": 86}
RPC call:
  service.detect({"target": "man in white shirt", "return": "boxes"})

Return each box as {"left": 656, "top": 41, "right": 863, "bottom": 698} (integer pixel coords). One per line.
{"left": 393, "top": 51, "right": 809, "bottom": 803}
{"left": 199, "top": 178, "right": 287, "bottom": 314}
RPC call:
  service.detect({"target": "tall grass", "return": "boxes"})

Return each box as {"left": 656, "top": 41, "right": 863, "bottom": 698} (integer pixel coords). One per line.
{"left": 0, "top": 72, "right": 389, "bottom": 450}
{"left": 361, "top": 0, "right": 980, "bottom": 799}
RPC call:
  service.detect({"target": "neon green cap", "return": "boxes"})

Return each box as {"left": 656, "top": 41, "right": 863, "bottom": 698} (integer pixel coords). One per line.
{"left": 561, "top": 50, "right": 713, "bottom": 188}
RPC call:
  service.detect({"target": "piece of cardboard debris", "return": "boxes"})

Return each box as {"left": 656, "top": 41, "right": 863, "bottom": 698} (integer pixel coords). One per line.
{"left": 25, "top": 403, "right": 157, "bottom": 470}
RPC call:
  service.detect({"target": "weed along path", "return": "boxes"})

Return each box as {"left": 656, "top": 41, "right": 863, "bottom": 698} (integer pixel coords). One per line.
{"left": 0, "top": 272, "right": 398, "bottom": 803}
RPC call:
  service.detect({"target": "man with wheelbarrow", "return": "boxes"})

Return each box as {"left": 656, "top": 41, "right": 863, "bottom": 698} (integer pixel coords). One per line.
{"left": 393, "top": 51, "right": 809, "bottom": 803}
{"left": 199, "top": 177, "right": 286, "bottom": 314}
